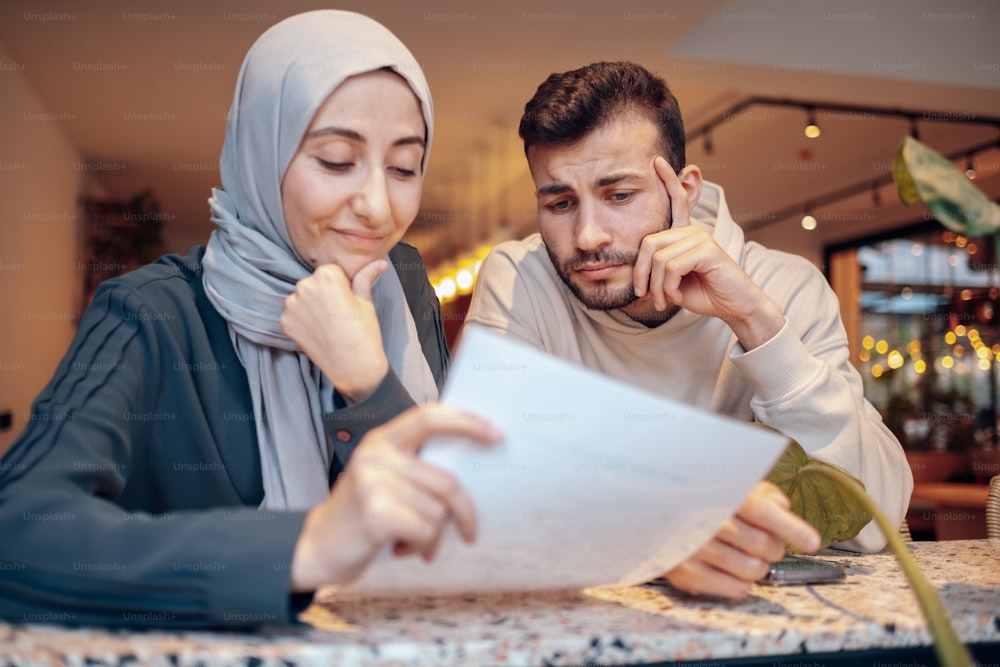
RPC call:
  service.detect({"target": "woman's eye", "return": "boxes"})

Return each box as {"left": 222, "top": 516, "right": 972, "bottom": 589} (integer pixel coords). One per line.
{"left": 318, "top": 158, "right": 352, "bottom": 171}
{"left": 390, "top": 166, "right": 418, "bottom": 178}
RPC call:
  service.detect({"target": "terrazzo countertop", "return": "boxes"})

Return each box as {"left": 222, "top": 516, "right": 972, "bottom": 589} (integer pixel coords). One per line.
{"left": 2, "top": 539, "right": 998, "bottom": 666}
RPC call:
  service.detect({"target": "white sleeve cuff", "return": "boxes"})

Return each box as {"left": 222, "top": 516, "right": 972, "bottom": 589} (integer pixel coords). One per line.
{"left": 729, "top": 317, "right": 825, "bottom": 405}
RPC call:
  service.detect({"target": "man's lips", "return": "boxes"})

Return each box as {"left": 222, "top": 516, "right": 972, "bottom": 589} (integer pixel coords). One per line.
{"left": 574, "top": 263, "right": 627, "bottom": 280}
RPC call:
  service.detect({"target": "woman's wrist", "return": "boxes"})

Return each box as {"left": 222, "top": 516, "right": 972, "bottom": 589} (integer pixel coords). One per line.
{"left": 334, "top": 358, "right": 390, "bottom": 404}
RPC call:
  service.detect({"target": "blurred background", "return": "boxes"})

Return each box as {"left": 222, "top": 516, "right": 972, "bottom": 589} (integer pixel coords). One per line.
{"left": 2, "top": 0, "right": 1000, "bottom": 515}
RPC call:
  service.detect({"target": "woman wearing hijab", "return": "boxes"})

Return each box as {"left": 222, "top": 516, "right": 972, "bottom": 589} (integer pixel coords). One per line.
{"left": 0, "top": 11, "right": 497, "bottom": 628}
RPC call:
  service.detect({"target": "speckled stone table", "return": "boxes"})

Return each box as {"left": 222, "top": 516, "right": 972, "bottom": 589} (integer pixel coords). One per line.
{"left": 1, "top": 540, "right": 998, "bottom": 666}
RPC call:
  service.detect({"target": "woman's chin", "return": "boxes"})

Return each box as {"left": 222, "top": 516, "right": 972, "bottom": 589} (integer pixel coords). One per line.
{"left": 313, "top": 254, "right": 381, "bottom": 282}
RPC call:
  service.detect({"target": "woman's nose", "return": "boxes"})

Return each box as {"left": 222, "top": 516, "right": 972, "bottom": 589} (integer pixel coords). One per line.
{"left": 352, "top": 167, "right": 392, "bottom": 226}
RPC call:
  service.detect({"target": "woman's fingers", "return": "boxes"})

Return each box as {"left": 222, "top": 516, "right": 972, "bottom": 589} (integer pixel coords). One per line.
{"left": 372, "top": 460, "right": 478, "bottom": 546}
{"left": 293, "top": 405, "right": 501, "bottom": 587}
{"left": 351, "top": 259, "right": 390, "bottom": 303}
{"left": 369, "top": 403, "right": 503, "bottom": 456}
{"left": 347, "top": 404, "right": 502, "bottom": 562}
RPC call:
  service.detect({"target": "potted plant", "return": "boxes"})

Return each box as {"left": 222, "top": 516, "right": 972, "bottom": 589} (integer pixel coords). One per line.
{"left": 766, "top": 438, "right": 975, "bottom": 667}
{"left": 765, "top": 136, "right": 1000, "bottom": 667}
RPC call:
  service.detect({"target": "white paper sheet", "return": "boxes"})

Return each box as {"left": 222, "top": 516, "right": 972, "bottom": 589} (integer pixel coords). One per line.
{"left": 342, "top": 325, "right": 789, "bottom": 596}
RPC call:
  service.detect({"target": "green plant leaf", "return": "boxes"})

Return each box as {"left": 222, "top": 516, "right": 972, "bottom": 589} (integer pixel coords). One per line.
{"left": 799, "top": 464, "right": 976, "bottom": 667}
{"left": 893, "top": 135, "right": 1000, "bottom": 237}
{"left": 765, "top": 438, "right": 872, "bottom": 549}
{"left": 756, "top": 427, "right": 974, "bottom": 664}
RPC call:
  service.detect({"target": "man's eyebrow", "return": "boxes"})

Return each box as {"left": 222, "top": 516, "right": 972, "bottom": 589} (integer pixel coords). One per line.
{"left": 595, "top": 171, "right": 642, "bottom": 187}
{"left": 536, "top": 171, "right": 643, "bottom": 197}
{"left": 536, "top": 182, "right": 572, "bottom": 197}
{"left": 304, "top": 126, "right": 426, "bottom": 149}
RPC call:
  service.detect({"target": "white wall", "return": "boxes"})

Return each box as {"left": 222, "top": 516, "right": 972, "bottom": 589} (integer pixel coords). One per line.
{"left": 0, "top": 40, "right": 87, "bottom": 455}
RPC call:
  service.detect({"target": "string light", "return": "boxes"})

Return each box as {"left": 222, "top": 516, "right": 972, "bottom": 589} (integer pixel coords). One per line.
{"left": 455, "top": 268, "right": 474, "bottom": 293}
{"left": 431, "top": 244, "right": 494, "bottom": 303}
{"left": 801, "top": 213, "right": 817, "bottom": 231}
{"left": 860, "top": 325, "right": 1000, "bottom": 379}
{"left": 436, "top": 277, "right": 457, "bottom": 300}
{"left": 966, "top": 153, "right": 977, "bottom": 179}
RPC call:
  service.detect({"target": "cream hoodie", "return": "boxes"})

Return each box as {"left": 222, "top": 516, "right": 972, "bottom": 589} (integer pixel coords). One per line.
{"left": 466, "top": 181, "right": 912, "bottom": 552}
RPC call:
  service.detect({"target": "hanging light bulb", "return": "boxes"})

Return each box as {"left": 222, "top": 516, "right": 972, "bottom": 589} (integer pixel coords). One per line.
{"left": 909, "top": 117, "right": 920, "bottom": 140}
{"left": 703, "top": 131, "right": 714, "bottom": 156}
{"left": 871, "top": 184, "right": 882, "bottom": 207}
{"left": 801, "top": 212, "right": 817, "bottom": 231}
{"left": 803, "top": 107, "right": 821, "bottom": 139}
{"left": 965, "top": 153, "right": 976, "bottom": 179}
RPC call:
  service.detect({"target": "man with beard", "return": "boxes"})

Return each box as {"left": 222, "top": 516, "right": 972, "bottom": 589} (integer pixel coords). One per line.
{"left": 464, "top": 61, "right": 912, "bottom": 599}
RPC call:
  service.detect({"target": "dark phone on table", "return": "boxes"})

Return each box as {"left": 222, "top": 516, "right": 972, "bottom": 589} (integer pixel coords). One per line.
{"left": 757, "top": 555, "right": 846, "bottom": 586}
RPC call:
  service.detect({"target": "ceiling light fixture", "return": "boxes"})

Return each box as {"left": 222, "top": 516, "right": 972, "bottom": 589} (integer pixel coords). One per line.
{"left": 804, "top": 107, "right": 821, "bottom": 139}
{"left": 747, "top": 136, "right": 998, "bottom": 233}
{"left": 686, "top": 97, "right": 1000, "bottom": 158}
{"left": 801, "top": 211, "right": 817, "bottom": 231}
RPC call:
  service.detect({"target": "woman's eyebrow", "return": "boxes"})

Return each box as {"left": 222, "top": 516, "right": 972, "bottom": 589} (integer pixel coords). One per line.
{"left": 304, "top": 126, "right": 425, "bottom": 149}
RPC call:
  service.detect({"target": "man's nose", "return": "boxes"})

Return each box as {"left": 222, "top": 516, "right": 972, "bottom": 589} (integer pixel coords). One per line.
{"left": 574, "top": 202, "right": 611, "bottom": 251}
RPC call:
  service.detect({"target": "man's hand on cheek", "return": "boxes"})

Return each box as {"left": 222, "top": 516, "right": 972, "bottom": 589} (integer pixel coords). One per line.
{"left": 630, "top": 158, "right": 784, "bottom": 347}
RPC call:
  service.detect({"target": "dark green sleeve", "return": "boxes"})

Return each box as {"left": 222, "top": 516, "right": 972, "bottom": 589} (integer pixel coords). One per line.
{"left": 322, "top": 243, "right": 450, "bottom": 469}
{"left": 0, "top": 277, "right": 306, "bottom": 629}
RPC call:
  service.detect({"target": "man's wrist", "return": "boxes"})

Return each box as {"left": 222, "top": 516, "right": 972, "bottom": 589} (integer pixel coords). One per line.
{"left": 727, "top": 299, "right": 784, "bottom": 351}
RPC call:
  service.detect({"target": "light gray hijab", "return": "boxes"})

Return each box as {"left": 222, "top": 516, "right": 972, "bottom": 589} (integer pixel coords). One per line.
{"left": 202, "top": 10, "right": 438, "bottom": 510}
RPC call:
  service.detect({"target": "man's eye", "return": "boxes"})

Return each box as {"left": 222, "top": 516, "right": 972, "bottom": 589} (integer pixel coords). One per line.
{"left": 547, "top": 199, "right": 574, "bottom": 213}
{"left": 610, "top": 191, "right": 633, "bottom": 203}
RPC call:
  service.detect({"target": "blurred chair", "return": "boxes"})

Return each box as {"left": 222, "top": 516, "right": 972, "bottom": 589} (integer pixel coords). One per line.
{"left": 987, "top": 475, "right": 1000, "bottom": 540}
{"left": 898, "top": 519, "right": 913, "bottom": 543}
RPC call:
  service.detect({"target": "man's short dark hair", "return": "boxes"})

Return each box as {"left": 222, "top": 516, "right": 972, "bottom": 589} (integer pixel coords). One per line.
{"left": 518, "top": 61, "right": 685, "bottom": 172}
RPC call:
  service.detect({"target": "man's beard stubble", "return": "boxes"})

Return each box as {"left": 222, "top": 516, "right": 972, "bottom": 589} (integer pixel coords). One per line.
{"left": 546, "top": 245, "right": 639, "bottom": 311}
{"left": 546, "top": 208, "right": 673, "bottom": 312}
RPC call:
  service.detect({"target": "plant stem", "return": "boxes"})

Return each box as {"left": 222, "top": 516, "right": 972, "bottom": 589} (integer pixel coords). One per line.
{"left": 799, "top": 464, "right": 977, "bottom": 667}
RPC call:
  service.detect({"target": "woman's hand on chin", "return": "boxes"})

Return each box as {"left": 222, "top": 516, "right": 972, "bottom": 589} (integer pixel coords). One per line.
{"left": 280, "top": 259, "right": 390, "bottom": 403}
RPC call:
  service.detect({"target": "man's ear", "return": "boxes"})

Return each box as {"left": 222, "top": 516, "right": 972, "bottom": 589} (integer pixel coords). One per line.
{"left": 678, "top": 165, "right": 703, "bottom": 210}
